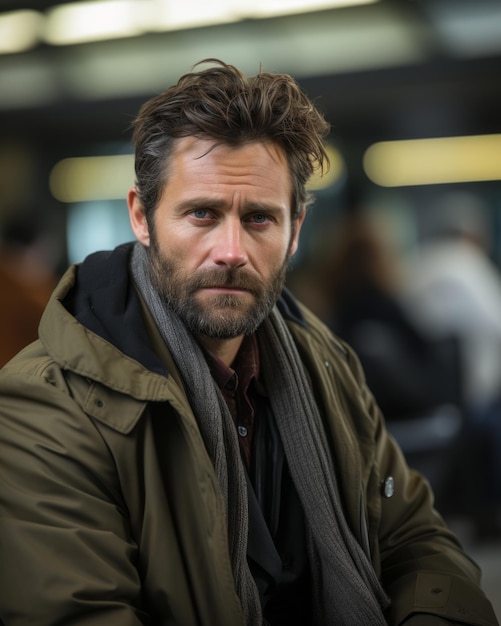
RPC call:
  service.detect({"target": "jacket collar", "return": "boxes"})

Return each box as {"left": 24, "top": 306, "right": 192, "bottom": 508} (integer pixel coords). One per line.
{"left": 39, "top": 245, "right": 171, "bottom": 402}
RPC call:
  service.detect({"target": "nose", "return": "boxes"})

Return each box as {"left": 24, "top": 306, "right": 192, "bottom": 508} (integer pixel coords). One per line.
{"left": 210, "top": 217, "right": 248, "bottom": 268}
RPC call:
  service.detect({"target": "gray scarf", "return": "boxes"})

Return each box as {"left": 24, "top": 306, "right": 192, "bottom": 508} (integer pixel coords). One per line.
{"left": 131, "top": 242, "right": 389, "bottom": 625}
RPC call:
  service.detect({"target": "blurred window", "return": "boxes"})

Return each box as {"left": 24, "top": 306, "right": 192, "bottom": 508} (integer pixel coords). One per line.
{"left": 67, "top": 200, "right": 133, "bottom": 264}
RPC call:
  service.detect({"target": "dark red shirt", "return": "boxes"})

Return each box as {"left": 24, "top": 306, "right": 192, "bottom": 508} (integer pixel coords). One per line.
{"left": 204, "top": 335, "right": 261, "bottom": 469}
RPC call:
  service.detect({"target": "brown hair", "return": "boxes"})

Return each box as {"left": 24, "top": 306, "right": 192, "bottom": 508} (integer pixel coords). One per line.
{"left": 131, "top": 59, "right": 330, "bottom": 225}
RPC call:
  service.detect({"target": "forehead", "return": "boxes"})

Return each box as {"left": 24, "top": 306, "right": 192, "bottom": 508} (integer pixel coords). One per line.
{"left": 165, "top": 136, "right": 292, "bottom": 198}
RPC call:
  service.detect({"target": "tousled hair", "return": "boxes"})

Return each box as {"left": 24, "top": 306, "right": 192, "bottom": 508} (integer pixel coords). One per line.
{"left": 131, "top": 59, "right": 330, "bottom": 225}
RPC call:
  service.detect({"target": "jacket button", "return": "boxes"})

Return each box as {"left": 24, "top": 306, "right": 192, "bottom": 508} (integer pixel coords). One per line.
{"left": 95, "top": 399, "right": 104, "bottom": 408}
{"left": 382, "top": 475, "right": 395, "bottom": 498}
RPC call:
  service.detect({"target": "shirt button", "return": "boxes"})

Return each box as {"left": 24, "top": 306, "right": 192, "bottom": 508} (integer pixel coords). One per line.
{"left": 237, "top": 425, "right": 248, "bottom": 437}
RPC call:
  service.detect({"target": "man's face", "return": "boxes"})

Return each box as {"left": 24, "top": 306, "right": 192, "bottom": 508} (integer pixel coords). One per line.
{"left": 129, "top": 136, "right": 304, "bottom": 340}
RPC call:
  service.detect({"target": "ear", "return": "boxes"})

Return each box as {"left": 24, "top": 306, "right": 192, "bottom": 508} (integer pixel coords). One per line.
{"left": 288, "top": 208, "right": 306, "bottom": 257}
{"left": 128, "top": 187, "right": 150, "bottom": 246}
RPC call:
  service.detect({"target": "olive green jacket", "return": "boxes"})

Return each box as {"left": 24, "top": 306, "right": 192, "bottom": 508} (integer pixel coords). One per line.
{"left": 0, "top": 244, "right": 498, "bottom": 625}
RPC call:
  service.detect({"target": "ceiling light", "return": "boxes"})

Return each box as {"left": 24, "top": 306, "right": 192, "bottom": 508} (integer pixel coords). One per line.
{"left": 0, "top": 10, "right": 42, "bottom": 54}
{"left": 147, "top": 0, "right": 238, "bottom": 31}
{"left": 243, "top": 0, "right": 378, "bottom": 18}
{"left": 363, "top": 134, "right": 501, "bottom": 187}
{"left": 44, "top": 0, "right": 145, "bottom": 46}
{"left": 42, "top": 0, "right": 379, "bottom": 46}
{"left": 50, "top": 154, "right": 134, "bottom": 202}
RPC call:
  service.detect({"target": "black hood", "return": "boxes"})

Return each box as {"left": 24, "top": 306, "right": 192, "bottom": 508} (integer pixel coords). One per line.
{"left": 64, "top": 242, "right": 166, "bottom": 376}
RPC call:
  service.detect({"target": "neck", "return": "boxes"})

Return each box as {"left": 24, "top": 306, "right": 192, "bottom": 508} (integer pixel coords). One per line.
{"left": 197, "top": 335, "right": 244, "bottom": 368}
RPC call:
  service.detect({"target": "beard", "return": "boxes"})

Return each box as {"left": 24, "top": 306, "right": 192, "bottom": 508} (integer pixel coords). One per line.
{"left": 147, "top": 240, "right": 289, "bottom": 340}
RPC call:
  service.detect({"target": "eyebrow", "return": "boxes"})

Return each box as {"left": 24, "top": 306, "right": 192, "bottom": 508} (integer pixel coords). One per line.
{"left": 174, "top": 197, "right": 288, "bottom": 216}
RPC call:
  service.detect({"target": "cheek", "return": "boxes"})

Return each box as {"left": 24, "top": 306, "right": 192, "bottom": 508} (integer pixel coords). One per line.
{"left": 254, "top": 237, "right": 291, "bottom": 272}
{"left": 157, "top": 226, "right": 211, "bottom": 270}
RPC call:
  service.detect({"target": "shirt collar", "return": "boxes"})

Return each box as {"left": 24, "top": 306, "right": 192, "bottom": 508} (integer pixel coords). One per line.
{"left": 205, "top": 334, "right": 260, "bottom": 393}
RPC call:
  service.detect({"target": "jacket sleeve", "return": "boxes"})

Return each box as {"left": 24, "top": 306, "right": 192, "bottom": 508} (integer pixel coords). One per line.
{"left": 347, "top": 348, "right": 499, "bottom": 626}
{"left": 0, "top": 367, "right": 150, "bottom": 626}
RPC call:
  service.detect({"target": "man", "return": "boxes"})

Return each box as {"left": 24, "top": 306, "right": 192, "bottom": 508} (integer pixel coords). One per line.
{"left": 0, "top": 60, "right": 497, "bottom": 626}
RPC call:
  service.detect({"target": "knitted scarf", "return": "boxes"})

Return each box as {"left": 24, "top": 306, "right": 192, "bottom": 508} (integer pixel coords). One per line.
{"left": 131, "top": 242, "right": 389, "bottom": 625}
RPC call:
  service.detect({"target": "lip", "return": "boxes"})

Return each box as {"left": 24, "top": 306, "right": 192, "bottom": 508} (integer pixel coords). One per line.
{"left": 200, "top": 286, "right": 250, "bottom": 295}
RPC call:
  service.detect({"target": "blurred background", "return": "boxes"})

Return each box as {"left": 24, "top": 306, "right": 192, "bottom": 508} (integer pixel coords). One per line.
{"left": 1, "top": 0, "right": 500, "bottom": 615}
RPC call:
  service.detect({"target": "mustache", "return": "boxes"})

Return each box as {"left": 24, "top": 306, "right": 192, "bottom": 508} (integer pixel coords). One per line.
{"left": 188, "top": 268, "right": 262, "bottom": 292}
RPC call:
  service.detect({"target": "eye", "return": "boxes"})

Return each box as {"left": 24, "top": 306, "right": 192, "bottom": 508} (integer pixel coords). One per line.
{"left": 248, "top": 213, "right": 271, "bottom": 225}
{"left": 192, "top": 209, "right": 209, "bottom": 219}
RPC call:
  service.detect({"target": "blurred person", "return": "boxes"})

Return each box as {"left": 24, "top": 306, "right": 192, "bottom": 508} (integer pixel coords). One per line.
{"left": 313, "top": 209, "right": 467, "bottom": 514}
{"left": 403, "top": 192, "right": 501, "bottom": 416}
{"left": 0, "top": 211, "right": 57, "bottom": 367}
{"left": 0, "top": 60, "right": 498, "bottom": 626}
{"left": 324, "top": 209, "right": 454, "bottom": 422}
{"left": 402, "top": 191, "right": 501, "bottom": 535}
